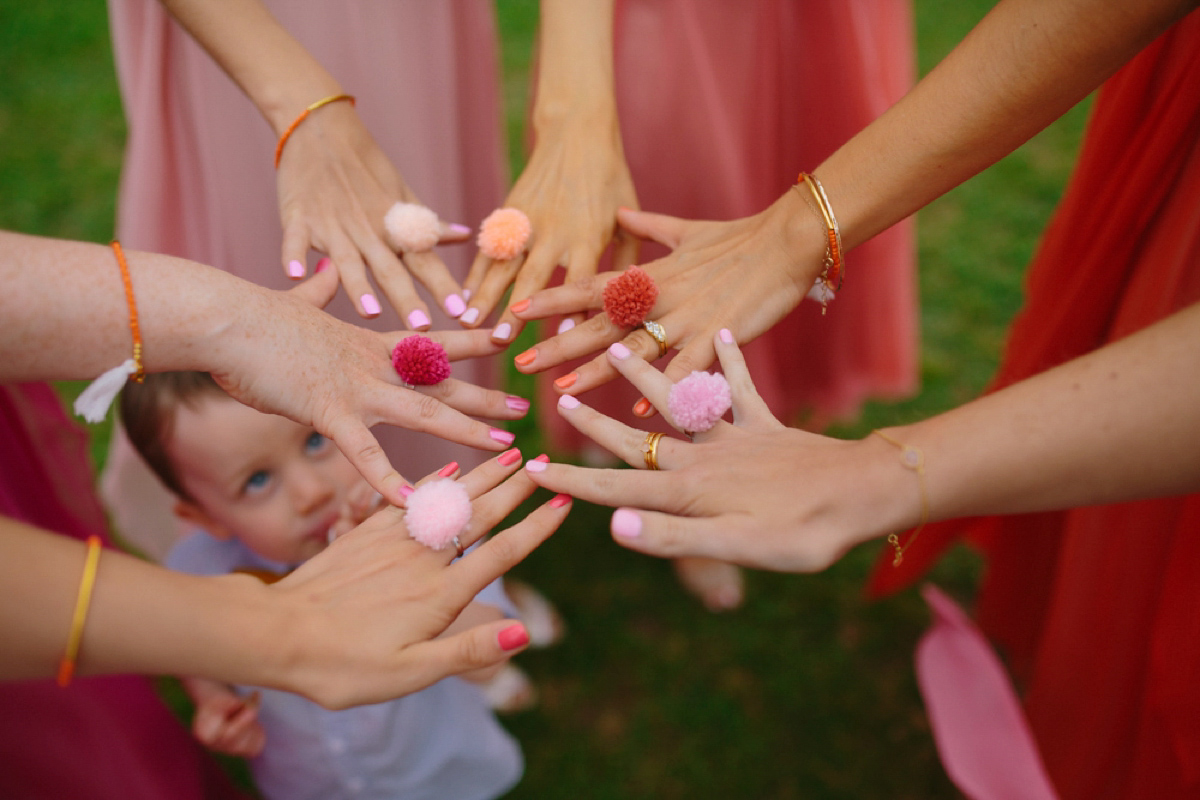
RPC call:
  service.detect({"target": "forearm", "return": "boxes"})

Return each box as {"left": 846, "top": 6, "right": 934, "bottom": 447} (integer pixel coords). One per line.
{"left": 534, "top": 0, "right": 618, "bottom": 131}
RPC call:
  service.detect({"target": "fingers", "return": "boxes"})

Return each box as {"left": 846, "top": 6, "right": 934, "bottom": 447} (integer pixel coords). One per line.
{"left": 437, "top": 220, "right": 474, "bottom": 244}
{"left": 406, "top": 329, "right": 504, "bottom": 362}
{"left": 712, "top": 328, "right": 775, "bottom": 427}
{"left": 455, "top": 447, "right": 526, "bottom": 501}
{"left": 553, "top": 395, "right": 687, "bottom": 469}
{"left": 496, "top": 244, "right": 577, "bottom": 342}
{"left": 511, "top": 311, "right": 623, "bottom": 379}
{"left": 401, "top": 249, "right": 466, "bottom": 321}
{"left": 611, "top": 225, "right": 641, "bottom": 272}
{"left": 616, "top": 207, "right": 689, "bottom": 249}
{"left": 359, "top": 245, "right": 433, "bottom": 330}
{"left": 323, "top": 414, "right": 410, "bottom": 505}
{"left": 281, "top": 220, "right": 312, "bottom": 280}
{"left": 364, "top": 383, "right": 517, "bottom": 457}
{"left": 509, "top": 272, "right": 610, "bottom": 321}
{"left": 326, "top": 234, "right": 384, "bottom": 319}
{"left": 413, "top": 378, "right": 530, "bottom": 421}
{"left": 608, "top": 507, "right": 756, "bottom": 565}
{"left": 523, "top": 460, "right": 684, "bottom": 510}
{"left": 286, "top": 263, "right": 341, "bottom": 309}
{"left": 391, "top": 618, "right": 533, "bottom": 694}
{"left": 458, "top": 463, "right": 542, "bottom": 549}
{"left": 464, "top": 254, "right": 525, "bottom": 335}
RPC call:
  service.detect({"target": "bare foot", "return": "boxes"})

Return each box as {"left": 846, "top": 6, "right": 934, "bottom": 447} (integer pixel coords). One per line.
{"left": 673, "top": 557, "right": 744, "bottom": 612}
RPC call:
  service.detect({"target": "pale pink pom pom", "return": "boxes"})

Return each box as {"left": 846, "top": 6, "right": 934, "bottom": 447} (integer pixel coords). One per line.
{"left": 668, "top": 371, "right": 732, "bottom": 433}
{"left": 478, "top": 207, "right": 531, "bottom": 260}
{"left": 384, "top": 202, "right": 441, "bottom": 252}
{"left": 405, "top": 479, "right": 472, "bottom": 551}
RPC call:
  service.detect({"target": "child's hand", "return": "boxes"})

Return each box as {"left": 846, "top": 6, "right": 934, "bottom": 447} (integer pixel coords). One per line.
{"left": 192, "top": 687, "right": 265, "bottom": 758}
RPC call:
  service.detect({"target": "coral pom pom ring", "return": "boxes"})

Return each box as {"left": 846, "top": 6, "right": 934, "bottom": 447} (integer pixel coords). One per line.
{"left": 478, "top": 208, "right": 532, "bottom": 261}
{"left": 602, "top": 265, "right": 658, "bottom": 328}
{"left": 392, "top": 335, "right": 451, "bottom": 387}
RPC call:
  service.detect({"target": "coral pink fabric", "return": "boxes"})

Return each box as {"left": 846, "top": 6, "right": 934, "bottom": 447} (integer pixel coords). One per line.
{"left": 869, "top": 14, "right": 1200, "bottom": 799}
{"left": 916, "top": 585, "right": 1058, "bottom": 800}
{"left": 540, "top": 0, "right": 917, "bottom": 451}
{"left": 0, "top": 384, "right": 249, "bottom": 799}
{"left": 104, "top": 0, "right": 507, "bottom": 559}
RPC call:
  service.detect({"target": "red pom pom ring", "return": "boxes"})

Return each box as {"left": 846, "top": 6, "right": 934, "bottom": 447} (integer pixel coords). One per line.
{"left": 392, "top": 335, "right": 451, "bottom": 386}
{"left": 602, "top": 266, "right": 659, "bottom": 328}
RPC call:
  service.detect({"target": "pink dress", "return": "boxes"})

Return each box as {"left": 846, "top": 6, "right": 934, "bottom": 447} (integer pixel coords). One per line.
{"left": 104, "top": 0, "right": 507, "bottom": 558}
{"left": 540, "top": 0, "right": 918, "bottom": 450}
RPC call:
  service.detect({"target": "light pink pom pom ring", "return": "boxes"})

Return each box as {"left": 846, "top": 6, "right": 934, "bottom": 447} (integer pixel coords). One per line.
{"left": 405, "top": 479, "right": 471, "bottom": 556}
{"left": 384, "top": 202, "right": 441, "bottom": 253}
{"left": 667, "top": 371, "right": 732, "bottom": 436}
{"left": 478, "top": 207, "right": 532, "bottom": 261}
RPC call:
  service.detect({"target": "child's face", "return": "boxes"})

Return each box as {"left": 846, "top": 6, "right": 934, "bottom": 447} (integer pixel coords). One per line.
{"left": 168, "top": 395, "right": 364, "bottom": 564}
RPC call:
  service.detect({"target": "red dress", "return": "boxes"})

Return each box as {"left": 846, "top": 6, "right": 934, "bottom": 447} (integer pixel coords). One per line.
{"left": 869, "top": 14, "right": 1200, "bottom": 799}
{"left": 0, "top": 384, "right": 249, "bottom": 799}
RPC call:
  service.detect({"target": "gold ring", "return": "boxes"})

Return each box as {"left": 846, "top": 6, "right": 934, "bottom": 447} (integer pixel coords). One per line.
{"left": 642, "top": 320, "right": 668, "bottom": 358}
{"left": 642, "top": 431, "right": 665, "bottom": 470}
{"left": 452, "top": 535, "right": 464, "bottom": 559}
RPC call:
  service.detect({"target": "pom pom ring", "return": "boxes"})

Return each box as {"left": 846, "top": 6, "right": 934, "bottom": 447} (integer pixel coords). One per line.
{"left": 384, "top": 202, "right": 441, "bottom": 253}
{"left": 668, "top": 371, "right": 732, "bottom": 434}
{"left": 392, "top": 335, "right": 452, "bottom": 386}
{"left": 478, "top": 208, "right": 532, "bottom": 261}
{"left": 602, "top": 266, "right": 658, "bottom": 328}
{"left": 405, "top": 479, "right": 472, "bottom": 552}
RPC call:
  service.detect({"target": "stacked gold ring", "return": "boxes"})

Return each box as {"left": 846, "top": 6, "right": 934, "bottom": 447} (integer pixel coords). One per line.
{"left": 642, "top": 431, "right": 665, "bottom": 470}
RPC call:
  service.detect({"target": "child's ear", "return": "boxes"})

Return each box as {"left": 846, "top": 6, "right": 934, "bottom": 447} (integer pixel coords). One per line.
{"left": 173, "top": 499, "right": 233, "bottom": 541}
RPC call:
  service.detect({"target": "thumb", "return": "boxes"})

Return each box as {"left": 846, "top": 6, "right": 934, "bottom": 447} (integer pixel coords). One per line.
{"left": 287, "top": 263, "right": 340, "bottom": 309}
{"left": 617, "top": 207, "right": 689, "bottom": 249}
{"left": 393, "top": 620, "right": 531, "bottom": 694}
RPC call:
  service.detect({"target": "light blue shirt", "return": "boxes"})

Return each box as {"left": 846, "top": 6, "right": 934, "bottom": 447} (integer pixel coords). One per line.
{"left": 167, "top": 531, "right": 523, "bottom": 800}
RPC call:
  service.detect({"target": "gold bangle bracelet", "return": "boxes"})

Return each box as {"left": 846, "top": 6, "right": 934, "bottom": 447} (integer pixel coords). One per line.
{"left": 58, "top": 535, "right": 103, "bottom": 687}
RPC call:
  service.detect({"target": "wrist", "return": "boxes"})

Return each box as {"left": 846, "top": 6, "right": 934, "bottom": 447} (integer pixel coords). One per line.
{"left": 764, "top": 188, "right": 833, "bottom": 294}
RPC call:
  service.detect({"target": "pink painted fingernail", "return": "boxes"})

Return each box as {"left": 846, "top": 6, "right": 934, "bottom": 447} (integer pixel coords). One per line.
{"left": 399, "top": 485, "right": 415, "bottom": 498}
{"left": 525, "top": 458, "right": 547, "bottom": 473}
{"left": 315, "top": 257, "right": 331, "bottom": 273}
{"left": 449, "top": 223, "right": 472, "bottom": 236}
{"left": 609, "top": 342, "right": 631, "bottom": 360}
{"left": 505, "top": 396, "right": 530, "bottom": 413}
{"left": 492, "top": 322, "right": 512, "bottom": 341}
{"left": 510, "top": 298, "right": 531, "bottom": 314}
{"left": 497, "top": 448, "right": 522, "bottom": 466}
{"left": 612, "top": 508, "right": 642, "bottom": 539}
{"left": 534, "top": 453, "right": 550, "bottom": 462}
{"left": 460, "top": 307, "right": 480, "bottom": 325}
{"left": 549, "top": 493, "right": 572, "bottom": 509}
{"left": 437, "top": 461, "right": 458, "bottom": 478}
{"left": 444, "top": 294, "right": 466, "bottom": 318}
{"left": 498, "top": 624, "right": 530, "bottom": 651}
{"left": 462, "top": 288, "right": 472, "bottom": 302}
{"left": 557, "top": 318, "right": 576, "bottom": 335}
{"left": 558, "top": 394, "right": 580, "bottom": 410}
{"left": 288, "top": 259, "right": 305, "bottom": 279}
{"left": 489, "top": 428, "right": 515, "bottom": 445}
{"left": 361, "top": 293, "right": 381, "bottom": 316}
{"left": 408, "top": 309, "right": 431, "bottom": 329}
{"left": 720, "top": 328, "right": 734, "bottom": 344}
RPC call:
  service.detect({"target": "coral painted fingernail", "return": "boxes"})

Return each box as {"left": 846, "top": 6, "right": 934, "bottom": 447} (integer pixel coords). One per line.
{"left": 525, "top": 458, "right": 547, "bottom": 473}
{"left": 460, "top": 307, "right": 480, "bottom": 325}
{"left": 287, "top": 259, "right": 305, "bottom": 279}
{"left": 609, "top": 342, "right": 631, "bottom": 360}
{"left": 489, "top": 428, "right": 515, "bottom": 445}
{"left": 554, "top": 372, "right": 578, "bottom": 390}
{"left": 315, "top": 257, "right": 331, "bottom": 273}
{"left": 498, "top": 624, "right": 530, "bottom": 651}
{"left": 558, "top": 394, "right": 580, "bottom": 410}
{"left": 633, "top": 397, "right": 652, "bottom": 416}
{"left": 449, "top": 223, "right": 472, "bottom": 236}
{"left": 720, "top": 328, "right": 734, "bottom": 344}
{"left": 360, "top": 294, "right": 381, "bottom": 316}
{"left": 557, "top": 318, "right": 575, "bottom": 335}
{"left": 444, "top": 294, "right": 466, "bottom": 318}
{"left": 399, "top": 485, "right": 415, "bottom": 498}
{"left": 498, "top": 448, "right": 522, "bottom": 466}
{"left": 505, "top": 396, "right": 530, "bottom": 413}
{"left": 437, "top": 462, "right": 458, "bottom": 478}
{"left": 514, "top": 349, "right": 537, "bottom": 367}
{"left": 510, "top": 298, "right": 531, "bottom": 314}
{"left": 612, "top": 508, "right": 642, "bottom": 539}
{"left": 408, "top": 309, "right": 430, "bottom": 329}
{"left": 492, "top": 322, "right": 512, "bottom": 341}
{"left": 549, "top": 493, "right": 571, "bottom": 509}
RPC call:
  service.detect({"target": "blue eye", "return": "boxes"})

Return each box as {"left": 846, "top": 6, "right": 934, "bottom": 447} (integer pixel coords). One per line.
{"left": 243, "top": 470, "right": 271, "bottom": 494}
{"left": 304, "top": 431, "right": 329, "bottom": 455}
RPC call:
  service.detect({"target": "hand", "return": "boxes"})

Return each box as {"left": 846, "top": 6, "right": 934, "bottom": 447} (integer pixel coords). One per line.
{"left": 188, "top": 680, "right": 266, "bottom": 758}
{"left": 522, "top": 331, "right": 906, "bottom": 572}
{"left": 277, "top": 102, "right": 473, "bottom": 327}
{"left": 207, "top": 267, "right": 528, "bottom": 504}
{"left": 266, "top": 449, "right": 572, "bottom": 709}
{"left": 510, "top": 189, "right": 828, "bottom": 403}
{"left": 460, "top": 118, "right": 639, "bottom": 342}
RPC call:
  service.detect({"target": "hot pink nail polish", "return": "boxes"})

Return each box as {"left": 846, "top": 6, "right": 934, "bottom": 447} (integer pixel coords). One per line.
{"left": 558, "top": 394, "right": 580, "bottom": 410}
{"left": 534, "top": 453, "right": 550, "bottom": 463}
{"left": 437, "top": 461, "right": 458, "bottom": 478}
{"left": 361, "top": 294, "right": 382, "bottom": 316}
{"left": 315, "top": 257, "right": 331, "bottom": 273}
{"left": 549, "top": 493, "right": 571, "bottom": 509}
{"left": 399, "top": 485, "right": 415, "bottom": 498}
{"left": 497, "top": 448, "right": 522, "bottom": 466}
{"left": 498, "top": 624, "right": 530, "bottom": 651}
{"left": 489, "top": 428, "right": 515, "bottom": 446}
{"left": 505, "top": 396, "right": 530, "bottom": 413}
{"left": 408, "top": 309, "right": 430, "bottom": 329}
{"left": 288, "top": 259, "right": 306, "bottom": 279}
{"left": 612, "top": 508, "right": 642, "bottom": 539}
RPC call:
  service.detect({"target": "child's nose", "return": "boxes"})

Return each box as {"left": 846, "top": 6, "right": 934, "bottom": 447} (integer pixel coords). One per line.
{"left": 293, "top": 467, "right": 336, "bottom": 514}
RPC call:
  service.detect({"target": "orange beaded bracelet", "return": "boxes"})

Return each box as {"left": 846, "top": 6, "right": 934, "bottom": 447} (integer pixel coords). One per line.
{"left": 794, "top": 172, "right": 845, "bottom": 313}
{"left": 274, "top": 93, "right": 356, "bottom": 168}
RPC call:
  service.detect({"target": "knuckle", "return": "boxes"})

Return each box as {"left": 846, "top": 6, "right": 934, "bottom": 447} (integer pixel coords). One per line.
{"left": 413, "top": 392, "right": 443, "bottom": 422}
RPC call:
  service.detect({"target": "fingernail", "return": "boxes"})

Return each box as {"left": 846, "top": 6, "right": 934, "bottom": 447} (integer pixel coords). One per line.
{"left": 399, "top": 485, "right": 415, "bottom": 498}
{"left": 513, "top": 349, "right": 537, "bottom": 367}
{"left": 287, "top": 259, "right": 305, "bottom": 279}
{"left": 554, "top": 372, "right": 578, "bottom": 390}
{"left": 492, "top": 322, "right": 512, "bottom": 341}
{"left": 720, "top": 328, "right": 734, "bottom": 344}
{"left": 549, "top": 493, "right": 572, "bottom": 509}
{"left": 444, "top": 294, "right": 466, "bottom": 318}
{"left": 534, "top": 453, "right": 550, "bottom": 462}
{"left": 437, "top": 461, "right": 458, "bottom": 478}
{"left": 609, "top": 342, "right": 631, "bottom": 360}
{"left": 505, "top": 395, "right": 530, "bottom": 413}
{"left": 558, "top": 394, "right": 580, "bottom": 410}
{"left": 315, "top": 257, "right": 331, "bottom": 273}
{"left": 633, "top": 397, "right": 652, "bottom": 416}
{"left": 557, "top": 318, "right": 576, "bottom": 335}
{"left": 361, "top": 294, "right": 381, "bottom": 316}
{"left": 612, "top": 508, "right": 642, "bottom": 539}
{"left": 448, "top": 222, "right": 472, "bottom": 236}
{"left": 497, "top": 447, "right": 522, "bottom": 466}
{"left": 460, "top": 307, "right": 480, "bottom": 325}
{"left": 408, "top": 309, "right": 430, "bottom": 329}
{"left": 525, "top": 458, "right": 547, "bottom": 473}
{"left": 510, "top": 298, "right": 531, "bottom": 314}
{"left": 498, "top": 624, "right": 530, "bottom": 651}
{"left": 462, "top": 288, "right": 472, "bottom": 302}
{"left": 489, "top": 428, "right": 515, "bottom": 445}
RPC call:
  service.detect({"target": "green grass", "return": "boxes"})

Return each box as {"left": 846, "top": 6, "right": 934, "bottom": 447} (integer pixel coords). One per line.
{"left": 1, "top": 1, "right": 1091, "bottom": 797}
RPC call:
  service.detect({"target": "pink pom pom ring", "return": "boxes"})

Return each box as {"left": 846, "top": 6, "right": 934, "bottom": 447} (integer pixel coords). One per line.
{"left": 405, "top": 479, "right": 472, "bottom": 553}
{"left": 602, "top": 266, "right": 659, "bottom": 328}
{"left": 667, "top": 371, "right": 732, "bottom": 434}
{"left": 478, "top": 207, "right": 532, "bottom": 261}
{"left": 392, "top": 335, "right": 452, "bottom": 386}
{"left": 384, "top": 202, "right": 441, "bottom": 253}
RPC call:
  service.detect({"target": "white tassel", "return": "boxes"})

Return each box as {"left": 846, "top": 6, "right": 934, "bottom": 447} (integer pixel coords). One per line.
{"left": 807, "top": 279, "right": 836, "bottom": 306}
{"left": 74, "top": 359, "right": 137, "bottom": 424}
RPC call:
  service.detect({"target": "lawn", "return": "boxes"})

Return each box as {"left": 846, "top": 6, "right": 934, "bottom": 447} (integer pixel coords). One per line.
{"left": 0, "top": 2, "right": 1091, "bottom": 797}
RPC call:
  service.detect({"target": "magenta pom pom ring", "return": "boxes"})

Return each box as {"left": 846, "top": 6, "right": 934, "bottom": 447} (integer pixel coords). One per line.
{"left": 642, "top": 319, "right": 668, "bottom": 359}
